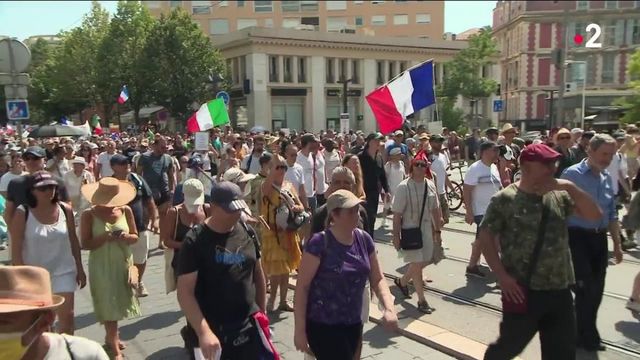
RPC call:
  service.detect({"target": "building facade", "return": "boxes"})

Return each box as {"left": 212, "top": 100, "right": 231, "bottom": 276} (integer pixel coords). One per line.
{"left": 214, "top": 27, "right": 465, "bottom": 133}
{"left": 144, "top": 0, "right": 444, "bottom": 39}
{"left": 492, "top": 0, "right": 640, "bottom": 129}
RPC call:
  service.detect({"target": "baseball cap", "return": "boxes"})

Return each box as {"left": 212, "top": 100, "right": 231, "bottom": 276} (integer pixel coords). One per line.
{"left": 418, "top": 133, "right": 429, "bottom": 140}
{"left": 365, "top": 132, "right": 384, "bottom": 142}
{"left": 485, "top": 127, "right": 499, "bottom": 135}
{"left": 110, "top": 154, "right": 129, "bottom": 166}
{"left": 429, "top": 134, "right": 445, "bottom": 142}
{"left": 183, "top": 179, "right": 205, "bottom": 207}
{"left": 571, "top": 128, "right": 583, "bottom": 135}
{"left": 210, "top": 181, "right": 248, "bottom": 212}
{"left": 393, "top": 130, "right": 404, "bottom": 137}
{"left": 389, "top": 147, "right": 402, "bottom": 156}
{"left": 326, "top": 189, "right": 365, "bottom": 214}
{"left": 582, "top": 131, "right": 596, "bottom": 139}
{"left": 32, "top": 171, "right": 58, "bottom": 188}
{"left": 223, "top": 167, "right": 256, "bottom": 184}
{"left": 23, "top": 146, "right": 46, "bottom": 158}
{"left": 519, "top": 144, "right": 562, "bottom": 163}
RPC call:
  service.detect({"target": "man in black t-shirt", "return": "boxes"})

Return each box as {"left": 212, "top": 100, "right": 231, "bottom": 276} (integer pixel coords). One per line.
{"left": 176, "top": 181, "right": 268, "bottom": 359}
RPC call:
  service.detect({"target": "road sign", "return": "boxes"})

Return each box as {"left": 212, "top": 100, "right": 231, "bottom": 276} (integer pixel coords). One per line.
{"left": 216, "top": 91, "right": 230, "bottom": 105}
{"left": 0, "top": 38, "right": 31, "bottom": 73}
{"left": 493, "top": 99, "right": 503, "bottom": 112}
{"left": 6, "top": 99, "right": 29, "bottom": 120}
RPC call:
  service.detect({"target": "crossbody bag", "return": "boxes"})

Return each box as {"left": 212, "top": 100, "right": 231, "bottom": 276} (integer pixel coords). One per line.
{"left": 501, "top": 203, "right": 550, "bottom": 314}
{"left": 399, "top": 181, "right": 428, "bottom": 250}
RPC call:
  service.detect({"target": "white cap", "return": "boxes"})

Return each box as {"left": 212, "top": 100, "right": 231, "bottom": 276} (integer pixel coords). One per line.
{"left": 571, "top": 128, "right": 583, "bottom": 134}
{"left": 71, "top": 157, "right": 86, "bottom": 166}
{"left": 389, "top": 147, "right": 402, "bottom": 156}
{"left": 182, "top": 179, "right": 205, "bottom": 207}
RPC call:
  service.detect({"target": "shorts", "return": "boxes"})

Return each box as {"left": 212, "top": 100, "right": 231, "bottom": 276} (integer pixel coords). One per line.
{"left": 51, "top": 271, "right": 77, "bottom": 294}
{"left": 153, "top": 191, "right": 171, "bottom": 207}
{"left": 306, "top": 320, "right": 363, "bottom": 360}
{"left": 131, "top": 231, "right": 150, "bottom": 264}
{"left": 438, "top": 193, "right": 449, "bottom": 223}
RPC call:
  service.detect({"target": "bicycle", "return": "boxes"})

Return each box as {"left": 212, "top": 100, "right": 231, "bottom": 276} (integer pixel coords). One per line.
{"left": 446, "top": 161, "right": 465, "bottom": 211}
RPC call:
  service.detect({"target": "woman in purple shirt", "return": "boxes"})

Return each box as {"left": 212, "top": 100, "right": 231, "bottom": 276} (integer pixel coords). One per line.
{"left": 294, "top": 190, "right": 398, "bottom": 359}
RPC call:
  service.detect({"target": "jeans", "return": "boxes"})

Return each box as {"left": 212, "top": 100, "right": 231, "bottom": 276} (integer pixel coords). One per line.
{"left": 568, "top": 227, "right": 608, "bottom": 348}
{"left": 485, "top": 288, "right": 576, "bottom": 360}
{"left": 364, "top": 193, "right": 379, "bottom": 237}
{"left": 307, "top": 196, "right": 318, "bottom": 214}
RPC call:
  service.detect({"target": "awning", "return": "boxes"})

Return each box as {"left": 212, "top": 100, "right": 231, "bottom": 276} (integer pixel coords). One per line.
{"left": 121, "top": 105, "right": 165, "bottom": 120}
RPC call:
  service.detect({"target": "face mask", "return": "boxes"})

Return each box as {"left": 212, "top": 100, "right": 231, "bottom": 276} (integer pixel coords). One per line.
{"left": 0, "top": 316, "right": 41, "bottom": 360}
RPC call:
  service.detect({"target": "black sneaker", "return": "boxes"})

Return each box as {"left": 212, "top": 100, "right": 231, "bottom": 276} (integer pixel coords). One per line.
{"left": 466, "top": 266, "right": 486, "bottom": 278}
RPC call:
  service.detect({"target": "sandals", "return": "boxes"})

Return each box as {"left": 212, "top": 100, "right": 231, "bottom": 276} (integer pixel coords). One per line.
{"left": 394, "top": 278, "right": 410, "bottom": 298}
{"left": 417, "top": 300, "right": 434, "bottom": 314}
{"left": 278, "top": 302, "right": 294, "bottom": 312}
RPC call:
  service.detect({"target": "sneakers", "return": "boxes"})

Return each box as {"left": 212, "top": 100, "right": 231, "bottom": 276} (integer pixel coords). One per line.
{"left": 622, "top": 241, "right": 637, "bottom": 251}
{"left": 136, "top": 282, "right": 149, "bottom": 298}
{"left": 626, "top": 299, "right": 640, "bottom": 313}
{"left": 466, "top": 265, "right": 486, "bottom": 278}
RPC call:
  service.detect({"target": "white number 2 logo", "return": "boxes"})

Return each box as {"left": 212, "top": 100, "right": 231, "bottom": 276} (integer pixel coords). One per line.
{"left": 585, "top": 23, "right": 602, "bottom": 48}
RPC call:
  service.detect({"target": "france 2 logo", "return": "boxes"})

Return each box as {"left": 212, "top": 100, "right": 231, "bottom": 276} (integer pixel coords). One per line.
{"left": 573, "top": 23, "right": 602, "bottom": 48}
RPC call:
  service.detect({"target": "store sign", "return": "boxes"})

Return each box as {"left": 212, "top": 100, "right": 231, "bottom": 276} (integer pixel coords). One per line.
{"left": 326, "top": 89, "right": 361, "bottom": 97}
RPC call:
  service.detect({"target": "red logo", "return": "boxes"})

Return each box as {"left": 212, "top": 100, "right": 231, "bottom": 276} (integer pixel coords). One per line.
{"left": 573, "top": 34, "right": 584, "bottom": 45}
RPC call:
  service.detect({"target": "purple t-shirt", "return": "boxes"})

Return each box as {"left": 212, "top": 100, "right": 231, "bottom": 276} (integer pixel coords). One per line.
{"left": 305, "top": 229, "right": 375, "bottom": 325}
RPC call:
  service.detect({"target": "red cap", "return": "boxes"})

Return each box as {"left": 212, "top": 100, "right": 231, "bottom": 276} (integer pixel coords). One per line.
{"left": 519, "top": 144, "right": 562, "bottom": 163}
{"left": 411, "top": 150, "right": 433, "bottom": 179}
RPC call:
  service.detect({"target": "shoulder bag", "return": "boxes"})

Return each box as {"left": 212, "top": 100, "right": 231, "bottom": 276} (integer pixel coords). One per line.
{"left": 501, "top": 203, "right": 550, "bottom": 314}
{"left": 400, "top": 181, "right": 429, "bottom": 250}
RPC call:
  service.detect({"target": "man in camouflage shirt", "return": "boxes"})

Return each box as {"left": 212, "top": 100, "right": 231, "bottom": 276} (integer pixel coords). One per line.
{"left": 479, "top": 144, "right": 602, "bottom": 359}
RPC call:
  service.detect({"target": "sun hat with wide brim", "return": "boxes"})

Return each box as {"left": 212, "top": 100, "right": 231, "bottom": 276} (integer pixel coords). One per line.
{"left": 0, "top": 265, "right": 65, "bottom": 314}
{"left": 81, "top": 177, "right": 136, "bottom": 207}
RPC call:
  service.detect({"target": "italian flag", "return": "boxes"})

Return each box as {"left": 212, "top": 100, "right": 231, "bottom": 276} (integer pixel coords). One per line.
{"left": 187, "top": 99, "right": 229, "bottom": 133}
{"left": 90, "top": 114, "right": 103, "bottom": 135}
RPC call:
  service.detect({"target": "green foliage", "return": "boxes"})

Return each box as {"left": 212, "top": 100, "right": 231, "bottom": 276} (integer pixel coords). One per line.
{"left": 616, "top": 48, "right": 640, "bottom": 124}
{"left": 143, "top": 8, "right": 227, "bottom": 120}
{"left": 439, "top": 98, "right": 465, "bottom": 133}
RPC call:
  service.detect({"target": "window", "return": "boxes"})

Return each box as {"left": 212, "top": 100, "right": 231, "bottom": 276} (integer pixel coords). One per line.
{"left": 282, "top": 1, "right": 299, "bottom": 12}
{"left": 326, "top": 58, "right": 335, "bottom": 83}
{"left": 240, "top": 56, "right": 246, "bottom": 82}
{"left": 603, "top": 20, "right": 621, "bottom": 46}
{"left": 376, "top": 61, "right": 384, "bottom": 84}
{"left": 192, "top": 0, "right": 210, "bottom": 14}
{"left": 284, "top": 57, "right": 293, "bottom": 83}
{"left": 355, "top": 16, "right": 364, "bottom": 26}
{"left": 283, "top": 18, "right": 300, "bottom": 28}
{"left": 388, "top": 62, "right": 396, "bottom": 81}
{"left": 254, "top": 0, "right": 272, "bottom": 12}
{"left": 576, "top": 0, "right": 589, "bottom": 10}
{"left": 352, "top": 60, "right": 359, "bottom": 84}
{"left": 629, "top": 19, "right": 640, "bottom": 44}
{"left": 237, "top": 0, "right": 244, "bottom": 6}
{"left": 232, "top": 58, "right": 239, "bottom": 84}
{"left": 301, "top": 1, "right": 319, "bottom": 11}
{"left": 269, "top": 56, "right": 279, "bottom": 82}
{"left": 237, "top": 19, "right": 258, "bottom": 30}
{"left": 301, "top": 17, "right": 319, "bottom": 29}
{"left": 399, "top": 61, "right": 407, "bottom": 73}
{"left": 170, "top": 1, "right": 181, "bottom": 8}
{"left": 601, "top": 53, "right": 615, "bottom": 83}
{"left": 372, "top": 15, "right": 386, "bottom": 26}
{"left": 298, "top": 57, "right": 306, "bottom": 83}
{"left": 145, "top": 1, "right": 161, "bottom": 8}
{"left": 327, "top": 17, "right": 348, "bottom": 32}
{"left": 416, "top": 14, "right": 431, "bottom": 24}
{"left": 264, "top": 18, "right": 274, "bottom": 27}
{"left": 327, "top": 0, "right": 347, "bottom": 10}
{"left": 209, "top": 19, "right": 229, "bottom": 35}
{"left": 339, "top": 58, "right": 347, "bottom": 81}
{"left": 605, "top": 0, "right": 617, "bottom": 9}
{"left": 394, "top": 14, "right": 409, "bottom": 25}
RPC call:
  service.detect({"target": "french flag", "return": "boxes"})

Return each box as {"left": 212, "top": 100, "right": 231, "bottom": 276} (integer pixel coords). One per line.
{"left": 118, "top": 85, "right": 129, "bottom": 104}
{"left": 366, "top": 60, "right": 436, "bottom": 134}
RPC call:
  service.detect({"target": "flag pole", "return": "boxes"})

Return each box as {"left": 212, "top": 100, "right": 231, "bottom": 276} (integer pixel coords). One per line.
{"left": 432, "top": 61, "right": 440, "bottom": 131}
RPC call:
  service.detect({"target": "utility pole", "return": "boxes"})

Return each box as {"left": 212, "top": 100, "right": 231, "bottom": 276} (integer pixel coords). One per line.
{"left": 556, "top": 4, "right": 570, "bottom": 127}
{"left": 337, "top": 77, "right": 352, "bottom": 113}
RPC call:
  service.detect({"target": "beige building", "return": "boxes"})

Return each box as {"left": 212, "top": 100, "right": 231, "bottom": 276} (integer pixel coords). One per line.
{"left": 214, "top": 27, "right": 466, "bottom": 133}
{"left": 144, "top": 0, "right": 444, "bottom": 39}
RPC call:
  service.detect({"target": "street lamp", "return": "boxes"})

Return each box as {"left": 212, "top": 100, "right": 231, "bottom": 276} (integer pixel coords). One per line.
{"left": 565, "top": 60, "right": 587, "bottom": 130}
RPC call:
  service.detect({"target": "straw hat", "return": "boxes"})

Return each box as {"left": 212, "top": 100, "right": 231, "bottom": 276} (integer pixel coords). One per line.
{"left": 81, "top": 177, "right": 136, "bottom": 207}
{"left": 0, "top": 265, "right": 65, "bottom": 313}
{"left": 501, "top": 123, "right": 516, "bottom": 134}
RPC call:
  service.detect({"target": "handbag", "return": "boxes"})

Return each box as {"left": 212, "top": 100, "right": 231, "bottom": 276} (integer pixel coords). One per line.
{"left": 400, "top": 181, "right": 429, "bottom": 250}
{"left": 501, "top": 204, "right": 550, "bottom": 314}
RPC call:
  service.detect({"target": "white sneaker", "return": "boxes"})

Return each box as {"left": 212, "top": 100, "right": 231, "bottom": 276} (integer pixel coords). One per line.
{"left": 626, "top": 299, "right": 640, "bottom": 312}
{"left": 136, "top": 282, "right": 149, "bottom": 298}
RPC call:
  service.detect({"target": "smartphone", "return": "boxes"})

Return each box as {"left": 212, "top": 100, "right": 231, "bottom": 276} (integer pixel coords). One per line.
{"left": 111, "top": 230, "right": 124, "bottom": 237}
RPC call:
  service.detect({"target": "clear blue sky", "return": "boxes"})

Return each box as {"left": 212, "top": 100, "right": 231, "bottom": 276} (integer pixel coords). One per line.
{"left": 0, "top": 1, "right": 495, "bottom": 41}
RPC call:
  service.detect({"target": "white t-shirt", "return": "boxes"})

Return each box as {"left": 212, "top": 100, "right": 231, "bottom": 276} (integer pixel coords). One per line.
{"left": 463, "top": 160, "right": 501, "bottom": 216}
{"left": 0, "top": 171, "right": 26, "bottom": 192}
{"left": 241, "top": 152, "right": 264, "bottom": 175}
{"left": 43, "top": 333, "right": 109, "bottom": 360}
{"left": 46, "top": 158, "right": 71, "bottom": 178}
{"left": 63, "top": 170, "right": 95, "bottom": 199}
{"left": 296, "top": 151, "right": 315, "bottom": 197}
{"left": 285, "top": 163, "right": 305, "bottom": 192}
{"left": 607, "top": 152, "right": 627, "bottom": 195}
{"left": 96, "top": 152, "right": 115, "bottom": 178}
{"left": 429, "top": 152, "right": 449, "bottom": 195}
{"left": 313, "top": 152, "right": 328, "bottom": 195}
{"left": 324, "top": 150, "right": 342, "bottom": 182}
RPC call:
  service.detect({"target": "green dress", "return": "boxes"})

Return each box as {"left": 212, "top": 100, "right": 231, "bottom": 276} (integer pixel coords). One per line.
{"left": 88, "top": 210, "right": 141, "bottom": 322}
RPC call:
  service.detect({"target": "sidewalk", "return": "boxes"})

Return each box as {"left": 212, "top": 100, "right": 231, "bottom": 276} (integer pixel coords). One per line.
{"left": 70, "top": 233, "right": 455, "bottom": 360}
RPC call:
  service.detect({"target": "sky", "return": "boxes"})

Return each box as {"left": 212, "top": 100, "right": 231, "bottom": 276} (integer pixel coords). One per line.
{"left": 0, "top": 1, "right": 495, "bottom": 41}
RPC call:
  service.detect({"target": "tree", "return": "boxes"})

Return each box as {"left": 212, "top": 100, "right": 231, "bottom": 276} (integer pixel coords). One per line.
{"left": 616, "top": 48, "right": 640, "bottom": 125}
{"left": 439, "top": 97, "right": 465, "bottom": 133}
{"left": 96, "top": 0, "right": 156, "bottom": 127}
{"left": 143, "top": 8, "right": 227, "bottom": 122}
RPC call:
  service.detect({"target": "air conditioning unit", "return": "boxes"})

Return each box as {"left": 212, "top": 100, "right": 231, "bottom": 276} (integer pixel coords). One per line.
{"left": 442, "top": 32, "right": 456, "bottom": 41}
{"left": 565, "top": 82, "right": 577, "bottom": 92}
{"left": 339, "top": 26, "right": 356, "bottom": 34}
{"left": 295, "top": 24, "right": 316, "bottom": 31}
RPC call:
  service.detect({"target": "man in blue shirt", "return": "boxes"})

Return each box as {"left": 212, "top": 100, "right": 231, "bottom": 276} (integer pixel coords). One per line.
{"left": 561, "top": 133, "right": 624, "bottom": 352}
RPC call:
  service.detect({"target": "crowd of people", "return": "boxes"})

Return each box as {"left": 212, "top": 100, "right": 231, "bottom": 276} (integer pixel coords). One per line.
{"left": 0, "top": 121, "right": 639, "bottom": 359}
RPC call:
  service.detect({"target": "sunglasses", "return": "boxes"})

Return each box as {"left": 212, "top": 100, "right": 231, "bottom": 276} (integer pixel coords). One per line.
{"left": 557, "top": 136, "right": 571, "bottom": 140}
{"left": 276, "top": 165, "right": 288, "bottom": 171}
{"left": 414, "top": 162, "right": 428, "bottom": 168}
{"left": 23, "top": 155, "right": 41, "bottom": 161}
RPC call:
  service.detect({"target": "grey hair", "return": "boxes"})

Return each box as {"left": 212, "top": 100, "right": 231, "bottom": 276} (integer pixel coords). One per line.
{"left": 331, "top": 166, "right": 355, "bottom": 184}
{"left": 589, "top": 134, "right": 616, "bottom": 152}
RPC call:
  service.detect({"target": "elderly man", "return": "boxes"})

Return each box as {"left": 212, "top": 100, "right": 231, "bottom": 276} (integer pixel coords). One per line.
{"left": 561, "top": 134, "right": 624, "bottom": 352}
{"left": 480, "top": 144, "right": 601, "bottom": 359}
{"left": 0, "top": 265, "right": 108, "bottom": 359}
